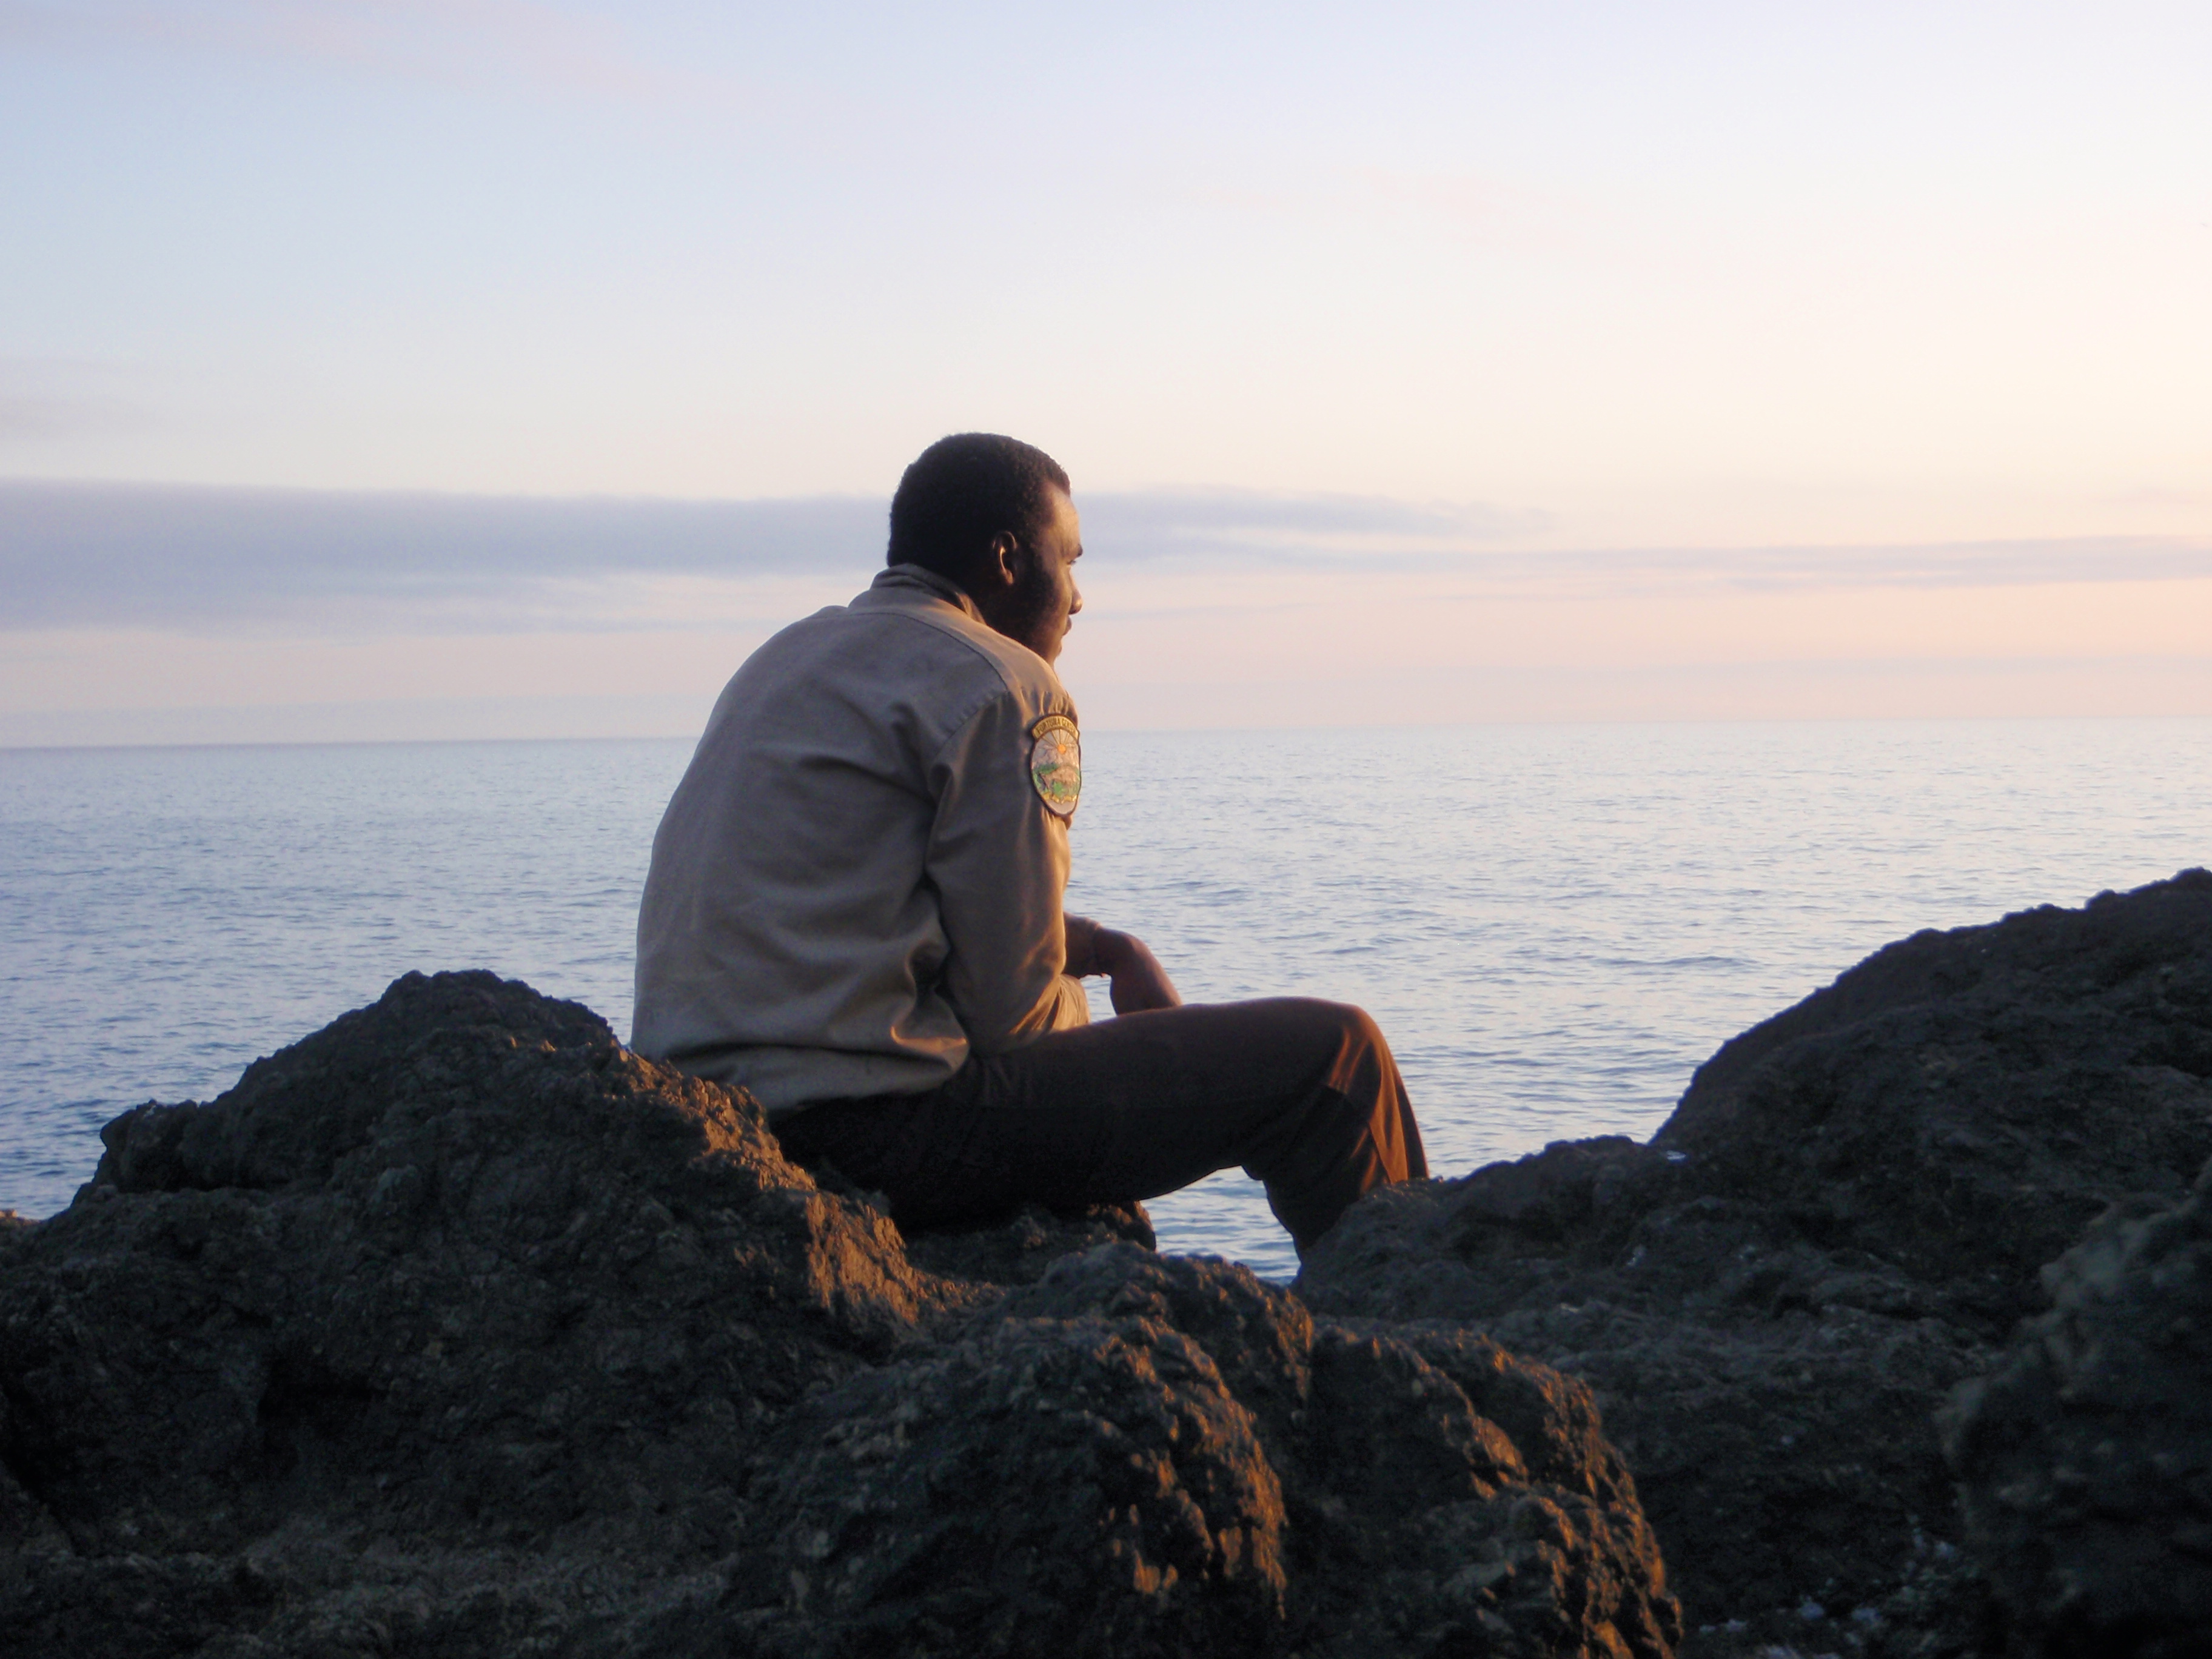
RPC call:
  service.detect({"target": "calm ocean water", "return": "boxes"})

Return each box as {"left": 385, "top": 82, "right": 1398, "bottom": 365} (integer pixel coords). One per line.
{"left": 4, "top": 719, "right": 2208, "bottom": 1280}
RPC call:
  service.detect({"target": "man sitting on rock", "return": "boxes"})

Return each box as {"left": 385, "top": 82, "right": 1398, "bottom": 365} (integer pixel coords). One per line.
{"left": 631, "top": 432, "right": 1426, "bottom": 1252}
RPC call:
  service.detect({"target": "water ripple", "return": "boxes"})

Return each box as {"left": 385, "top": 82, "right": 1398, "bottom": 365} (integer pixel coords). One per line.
{"left": 5, "top": 719, "right": 2210, "bottom": 1286}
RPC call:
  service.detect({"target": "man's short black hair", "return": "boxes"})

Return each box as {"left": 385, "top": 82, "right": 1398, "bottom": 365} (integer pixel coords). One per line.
{"left": 888, "top": 434, "right": 1071, "bottom": 579}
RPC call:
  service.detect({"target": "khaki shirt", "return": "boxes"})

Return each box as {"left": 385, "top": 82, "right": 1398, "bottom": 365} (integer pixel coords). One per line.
{"left": 631, "top": 564, "right": 1090, "bottom": 1112}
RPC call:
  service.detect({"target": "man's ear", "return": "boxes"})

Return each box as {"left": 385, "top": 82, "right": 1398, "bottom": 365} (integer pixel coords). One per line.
{"left": 980, "top": 530, "right": 1024, "bottom": 593}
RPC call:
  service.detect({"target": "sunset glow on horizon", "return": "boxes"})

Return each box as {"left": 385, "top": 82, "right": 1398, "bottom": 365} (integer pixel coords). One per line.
{"left": 4, "top": 1, "right": 2208, "bottom": 742}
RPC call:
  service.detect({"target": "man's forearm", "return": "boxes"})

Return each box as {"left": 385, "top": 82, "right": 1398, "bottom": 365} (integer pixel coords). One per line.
{"left": 1062, "top": 915, "right": 1144, "bottom": 980}
{"left": 1062, "top": 915, "right": 1182, "bottom": 1013}
{"left": 1062, "top": 913, "right": 1108, "bottom": 979}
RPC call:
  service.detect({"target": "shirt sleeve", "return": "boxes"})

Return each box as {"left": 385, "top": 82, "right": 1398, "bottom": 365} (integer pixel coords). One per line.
{"left": 924, "top": 688, "right": 1090, "bottom": 1054}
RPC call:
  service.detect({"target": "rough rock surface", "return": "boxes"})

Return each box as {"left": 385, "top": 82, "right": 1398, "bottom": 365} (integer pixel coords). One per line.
{"left": 0, "top": 970, "right": 1678, "bottom": 1658}
{"left": 1941, "top": 1156, "right": 2212, "bottom": 1659}
{"left": 1297, "top": 870, "right": 2212, "bottom": 1648}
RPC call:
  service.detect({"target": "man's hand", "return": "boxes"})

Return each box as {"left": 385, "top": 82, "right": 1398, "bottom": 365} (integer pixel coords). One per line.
{"left": 1064, "top": 916, "right": 1182, "bottom": 1014}
{"left": 1097, "top": 929, "right": 1181, "bottom": 1014}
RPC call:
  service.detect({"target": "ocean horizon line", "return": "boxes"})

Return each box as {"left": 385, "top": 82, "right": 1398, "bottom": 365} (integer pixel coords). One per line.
{"left": 7, "top": 706, "right": 2212, "bottom": 760}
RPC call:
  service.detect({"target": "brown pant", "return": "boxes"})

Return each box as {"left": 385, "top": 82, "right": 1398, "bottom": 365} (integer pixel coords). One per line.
{"left": 773, "top": 997, "right": 1427, "bottom": 1252}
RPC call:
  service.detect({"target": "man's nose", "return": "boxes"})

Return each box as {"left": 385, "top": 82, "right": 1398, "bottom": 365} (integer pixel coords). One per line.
{"left": 1068, "top": 581, "right": 1083, "bottom": 617}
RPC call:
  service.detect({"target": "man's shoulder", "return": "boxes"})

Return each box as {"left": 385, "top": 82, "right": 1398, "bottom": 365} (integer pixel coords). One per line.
{"left": 850, "top": 575, "right": 1057, "bottom": 689}
{"left": 789, "top": 579, "right": 1065, "bottom": 712}
{"left": 756, "top": 597, "right": 1010, "bottom": 689}
{"left": 731, "top": 589, "right": 1067, "bottom": 740}
{"left": 889, "top": 605, "right": 1064, "bottom": 706}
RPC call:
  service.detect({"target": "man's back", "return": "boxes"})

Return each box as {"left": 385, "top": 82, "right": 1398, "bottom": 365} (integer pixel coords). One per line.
{"left": 631, "top": 564, "right": 1087, "bottom": 1111}
{"left": 634, "top": 431, "right": 1423, "bottom": 1253}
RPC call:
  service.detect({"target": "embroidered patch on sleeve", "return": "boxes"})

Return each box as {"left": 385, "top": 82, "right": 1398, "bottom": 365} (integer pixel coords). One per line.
{"left": 1028, "top": 714, "right": 1082, "bottom": 819}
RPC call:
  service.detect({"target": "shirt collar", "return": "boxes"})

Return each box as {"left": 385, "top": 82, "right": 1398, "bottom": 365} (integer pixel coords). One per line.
{"left": 869, "top": 563, "right": 985, "bottom": 622}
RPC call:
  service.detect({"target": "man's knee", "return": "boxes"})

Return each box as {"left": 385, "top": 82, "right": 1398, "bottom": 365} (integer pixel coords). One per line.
{"left": 1251, "top": 996, "right": 1385, "bottom": 1055}
{"left": 1295, "top": 999, "right": 1423, "bottom": 1182}
{"left": 1258, "top": 996, "right": 1395, "bottom": 1094}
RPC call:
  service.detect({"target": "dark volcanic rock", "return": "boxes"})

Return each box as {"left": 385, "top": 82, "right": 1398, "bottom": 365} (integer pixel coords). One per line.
{"left": 899, "top": 1198, "right": 1159, "bottom": 1286}
{"left": 1298, "top": 870, "right": 2212, "bottom": 1641}
{"left": 1942, "top": 1157, "right": 2212, "bottom": 1659}
{"left": 725, "top": 1248, "right": 1677, "bottom": 1658}
{"left": 0, "top": 970, "right": 1677, "bottom": 1658}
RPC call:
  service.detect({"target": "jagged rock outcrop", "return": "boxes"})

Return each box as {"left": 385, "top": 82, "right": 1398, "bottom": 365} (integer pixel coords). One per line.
{"left": 0, "top": 970, "right": 1678, "bottom": 1658}
{"left": 13, "top": 873, "right": 2205, "bottom": 1657}
{"left": 1298, "top": 869, "right": 2212, "bottom": 1649}
{"left": 1942, "top": 1156, "right": 2212, "bottom": 1659}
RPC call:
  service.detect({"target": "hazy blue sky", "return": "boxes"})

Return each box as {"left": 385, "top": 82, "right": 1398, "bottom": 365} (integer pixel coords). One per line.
{"left": 3, "top": 1, "right": 2208, "bottom": 741}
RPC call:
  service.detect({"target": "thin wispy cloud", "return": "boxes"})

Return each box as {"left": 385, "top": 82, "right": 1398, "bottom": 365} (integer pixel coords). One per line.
{"left": 0, "top": 394, "right": 152, "bottom": 443}
{"left": 1455, "top": 540, "right": 2212, "bottom": 597}
{"left": 0, "top": 483, "right": 884, "bottom": 631}
{"left": 1083, "top": 490, "right": 1546, "bottom": 557}
{"left": 0, "top": 360, "right": 161, "bottom": 444}
{"left": 7, "top": 481, "right": 2210, "bottom": 638}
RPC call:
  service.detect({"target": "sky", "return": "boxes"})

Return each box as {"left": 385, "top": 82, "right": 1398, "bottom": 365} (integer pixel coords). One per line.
{"left": 2, "top": 0, "right": 2208, "bottom": 743}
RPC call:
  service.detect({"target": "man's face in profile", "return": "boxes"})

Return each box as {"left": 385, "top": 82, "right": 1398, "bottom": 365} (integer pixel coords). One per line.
{"left": 1000, "top": 486, "right": 1084, "bottom": 666}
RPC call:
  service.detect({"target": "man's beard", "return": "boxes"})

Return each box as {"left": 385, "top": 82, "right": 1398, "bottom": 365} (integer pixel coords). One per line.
{"left": 1000, "top": 562, "right": 1064, "bottom": 658}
